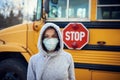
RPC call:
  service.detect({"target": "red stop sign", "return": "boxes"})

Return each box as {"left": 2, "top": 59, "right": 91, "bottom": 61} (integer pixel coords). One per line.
{"left": 63, "top": 23, "right": 89, "bottom": 49}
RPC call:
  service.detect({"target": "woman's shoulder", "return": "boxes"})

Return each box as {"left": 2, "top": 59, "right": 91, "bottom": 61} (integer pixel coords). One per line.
{"left": 61, "top": 51, "right": 72, "bottom": 56}
{"left": 29, "top": 52, "right": 42, "bottom": 62}
{"left": 61, "top": 51, "right": 73, "bottom": 61}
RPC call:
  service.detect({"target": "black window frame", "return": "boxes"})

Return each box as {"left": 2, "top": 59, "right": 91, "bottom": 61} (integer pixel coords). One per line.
{"left": 97, "top": 0, "right": 120, "bottom": 20}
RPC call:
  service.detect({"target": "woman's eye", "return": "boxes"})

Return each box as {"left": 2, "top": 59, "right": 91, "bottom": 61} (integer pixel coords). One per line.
{"left": 52, "top": 35, "right": 57, "bottom": 38}
{"left": 44, "top": 35, "right": 48, "bottom": 38}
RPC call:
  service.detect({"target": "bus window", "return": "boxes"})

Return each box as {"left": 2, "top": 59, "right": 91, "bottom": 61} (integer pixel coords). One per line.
{"left": 48, "top": 0, "right": 67, "bottom": 18}
{"left": 36, "top": 0, "right": 42, "bottom": 20}
{"left": 48, "top": 0, "right": 89, "bottom": 20}
{"left": 69, "top": 0, "right": 89, "bottom": 19}
{"left": 97, "top": 0, "right": 120, "bottom": 20}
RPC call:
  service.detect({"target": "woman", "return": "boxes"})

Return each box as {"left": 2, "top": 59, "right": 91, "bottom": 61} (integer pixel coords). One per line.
{"left": 27, "top": 23, "right": 75, "bottom": 80}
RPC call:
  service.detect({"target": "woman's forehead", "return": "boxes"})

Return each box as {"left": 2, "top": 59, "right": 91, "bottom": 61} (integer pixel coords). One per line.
{"left": 45, "top": 28, "right": 56, "bottom": 34}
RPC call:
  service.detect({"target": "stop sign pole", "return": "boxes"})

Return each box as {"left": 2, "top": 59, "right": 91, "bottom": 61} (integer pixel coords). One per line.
{"left": 63, "top": 23, "right": 89, "bottom": 49}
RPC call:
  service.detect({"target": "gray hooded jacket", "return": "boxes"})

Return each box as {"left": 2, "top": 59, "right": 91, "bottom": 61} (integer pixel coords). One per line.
{"left": 27, "top": 23, "right": 75, "bottom": 80}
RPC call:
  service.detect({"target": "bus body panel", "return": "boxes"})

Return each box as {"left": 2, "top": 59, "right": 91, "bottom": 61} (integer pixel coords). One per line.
{"left": 0, "top": 24, "right": 27, "bottom": 52}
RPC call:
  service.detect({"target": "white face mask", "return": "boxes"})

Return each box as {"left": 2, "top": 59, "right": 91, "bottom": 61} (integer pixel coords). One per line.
{"left": 43, "top": 38, "right": 59, "bottom": 51}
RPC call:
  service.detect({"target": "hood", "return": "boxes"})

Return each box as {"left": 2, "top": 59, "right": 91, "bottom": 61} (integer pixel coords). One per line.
{"left": 37, "top": 23, "right": 63, "bottom": 56}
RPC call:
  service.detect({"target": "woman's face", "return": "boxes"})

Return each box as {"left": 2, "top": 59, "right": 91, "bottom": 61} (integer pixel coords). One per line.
{"left": 43, "top": 28, "right": 59, "bottom": 52}
{"left": 44, "top": 28, "right": 58, "bottom": 38}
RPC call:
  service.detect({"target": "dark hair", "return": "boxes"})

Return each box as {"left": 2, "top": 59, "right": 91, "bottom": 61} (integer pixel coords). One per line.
{"left": 41, "top": 26, "right": 60, "bottom": 52}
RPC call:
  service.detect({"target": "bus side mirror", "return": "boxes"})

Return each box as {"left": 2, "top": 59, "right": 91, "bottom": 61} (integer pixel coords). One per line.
{"left": 44, "top": 0, "right": 49, "bottom": 13}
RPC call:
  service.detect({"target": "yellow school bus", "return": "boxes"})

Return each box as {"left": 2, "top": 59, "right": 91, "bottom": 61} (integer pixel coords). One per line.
{"left": 0, "top": 0, "right": 120, "bottom": 80}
